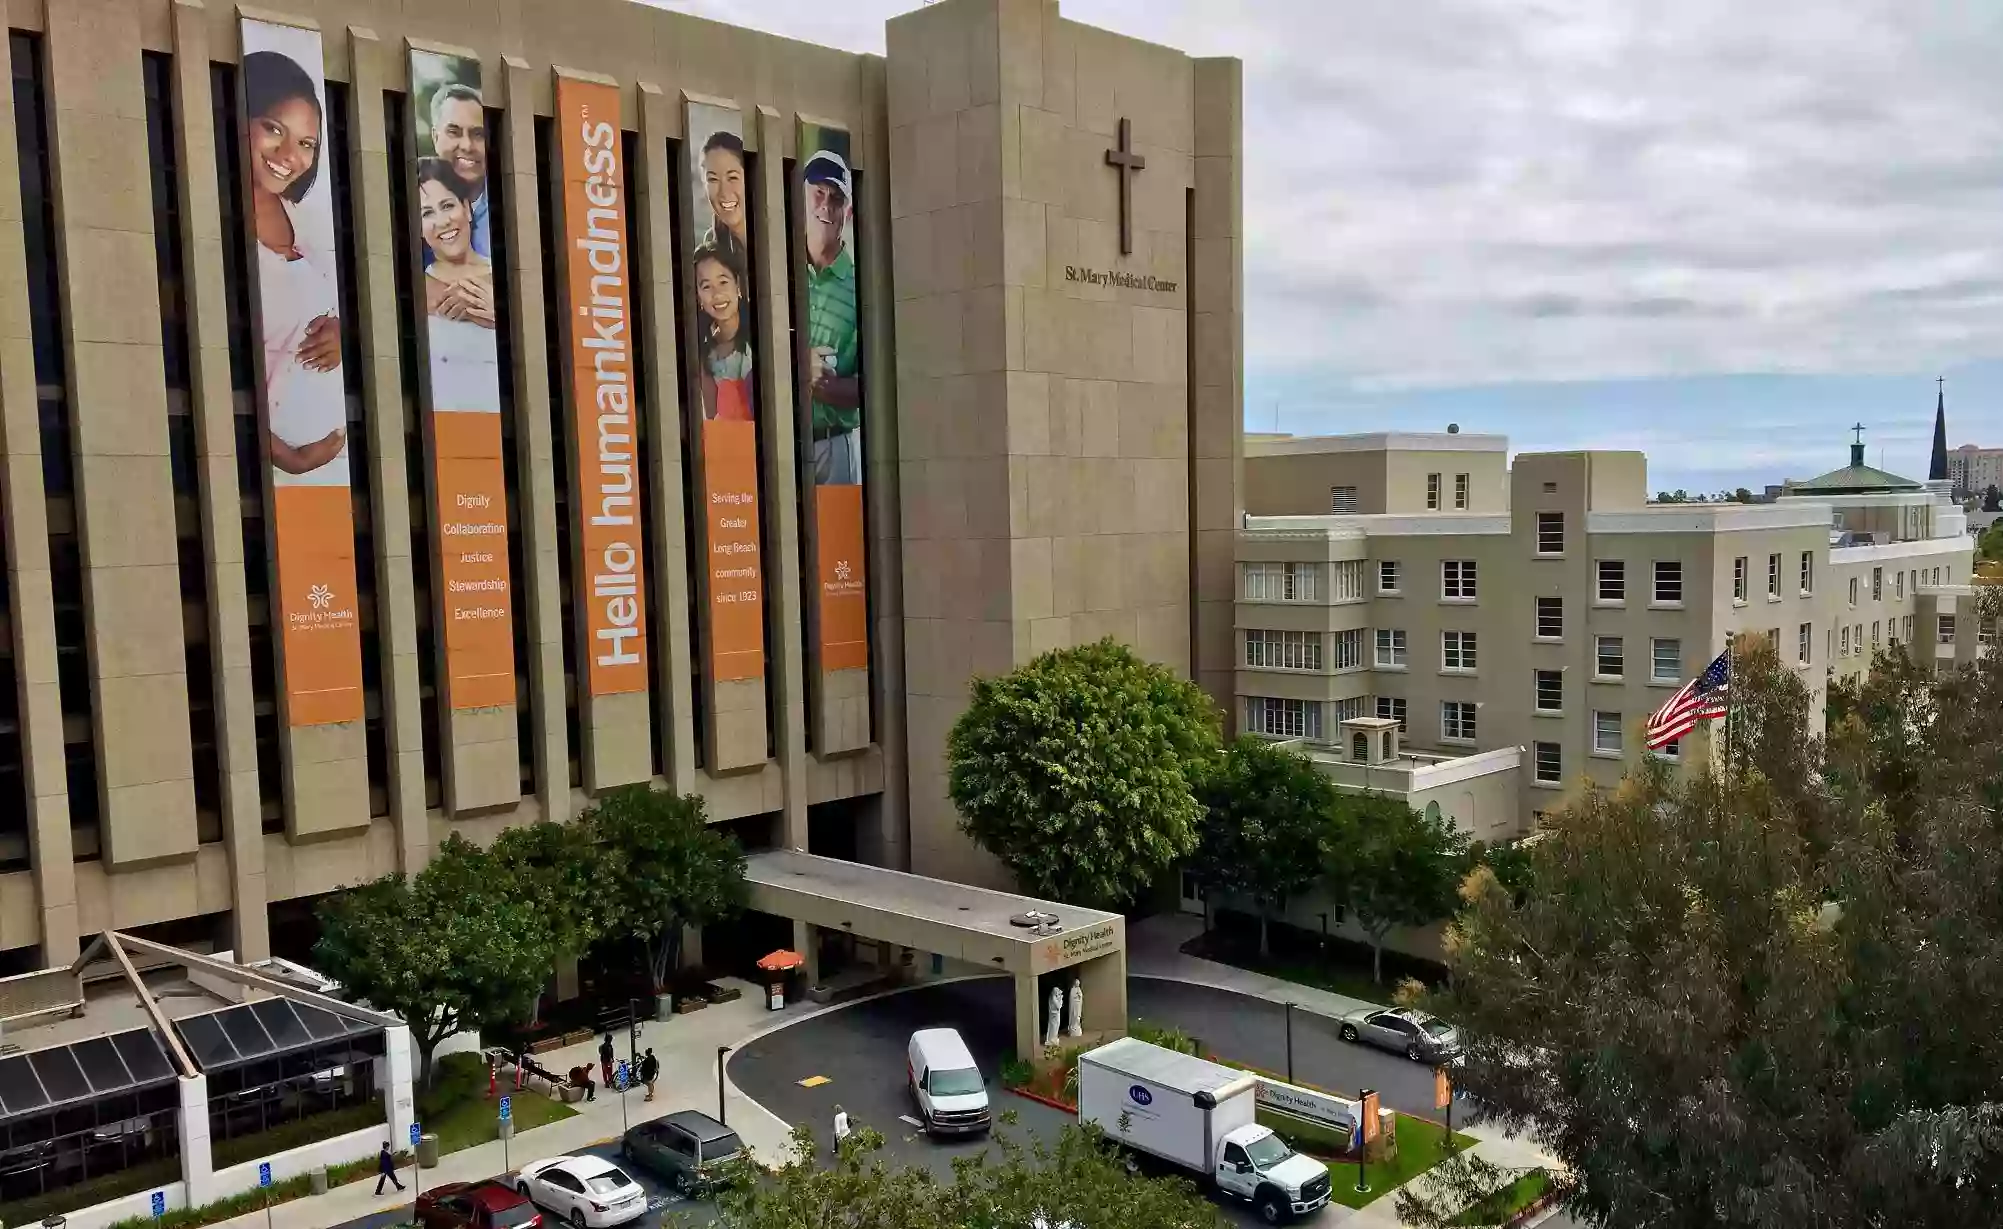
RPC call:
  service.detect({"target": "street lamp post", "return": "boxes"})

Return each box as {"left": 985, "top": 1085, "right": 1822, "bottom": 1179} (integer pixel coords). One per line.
{"left": 1316, "top": 912, "right": 1328, "bottom": 951}
{"left": 1284, "top": 1002, "right": 1296, "bottom": 1081}
{"left": 717, "top": 1045, "right": 732, "bottom": 1125}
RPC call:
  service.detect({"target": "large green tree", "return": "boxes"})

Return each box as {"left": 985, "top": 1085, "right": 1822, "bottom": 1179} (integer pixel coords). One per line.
{"left": 1191, "top": 735, "right": 1338, "bottom": 954}
{"left": 947, "top": 638, "right": 1221, "bottom": 907}
{"left": 1405, "top": 618, "right": 2003, "bottom": 1228}
{"left": 588, "top": 787, "right": 749, "bottom": 990}
{"left": 487, "top": 819, "right": 617, "bottom": 961}
{"left": 1330, "top": 793, "right": 1470, "bottom": 984}
{"left": 314, "top": 834, "right": 556, "bottom": 1087}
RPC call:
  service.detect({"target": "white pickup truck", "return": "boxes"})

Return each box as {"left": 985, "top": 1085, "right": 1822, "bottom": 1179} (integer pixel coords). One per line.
{"left": 1076, "top": 1037, "right": 1332, "bottom": 1224}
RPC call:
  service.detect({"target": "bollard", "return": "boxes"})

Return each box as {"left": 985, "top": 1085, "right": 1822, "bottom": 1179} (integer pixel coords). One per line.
{"left": 309, "top": 1166, "right": 328, "bottom": 1195}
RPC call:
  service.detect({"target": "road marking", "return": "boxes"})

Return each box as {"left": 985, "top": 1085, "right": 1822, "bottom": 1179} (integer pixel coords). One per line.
{"left": 797, "top": 1075, "right": 831, "bottom": 1088}
{"left": 897, "top": 1114, "right": 922, "bottom": 1128}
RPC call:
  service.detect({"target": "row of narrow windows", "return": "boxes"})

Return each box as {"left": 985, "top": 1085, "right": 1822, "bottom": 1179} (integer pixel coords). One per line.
{"left": 0, "top": 33, "right": 874, "bottom": 876}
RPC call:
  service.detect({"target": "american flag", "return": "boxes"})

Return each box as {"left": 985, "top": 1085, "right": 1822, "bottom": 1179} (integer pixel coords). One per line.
{"left": 1644, "top": 648, "right": 1730, "bottom": 750}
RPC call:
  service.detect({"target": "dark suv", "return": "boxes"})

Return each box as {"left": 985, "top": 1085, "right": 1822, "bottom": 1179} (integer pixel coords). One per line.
{"left": 417, "top": 1181, "right": 543, "bottom": 1229}
{"left": 620, "top": 1110, "right": 747, "bottom": 1195}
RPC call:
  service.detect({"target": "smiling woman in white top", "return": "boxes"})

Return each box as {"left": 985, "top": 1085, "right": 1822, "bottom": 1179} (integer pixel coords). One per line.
{"left": 415, "top": 157, "right": 500, "bottom": 415}
{"left": 243, "top": 49, "right": 348, "bottom": 486}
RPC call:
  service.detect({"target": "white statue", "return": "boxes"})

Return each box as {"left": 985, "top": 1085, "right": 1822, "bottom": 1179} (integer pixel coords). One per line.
{"left": 1044, "top": 984, "right": 1063, "bottom": 1048}
{"left": 1067, "top": 977, "right": 1084, "bottom": 1037}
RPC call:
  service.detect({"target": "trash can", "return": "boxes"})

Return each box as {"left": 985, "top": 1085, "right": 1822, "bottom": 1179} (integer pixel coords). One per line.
{"left": 44, "top": 1214, "right": 66, "bottom": 1229}
{"left": 767, "top": 979, "right": 784, "bottom": 1010}
{"left": 417, "top": 1132, "right": 441, "bottom": 1169}
{"left": 310, "top": 1165, "right": 329, "bottom": 1195}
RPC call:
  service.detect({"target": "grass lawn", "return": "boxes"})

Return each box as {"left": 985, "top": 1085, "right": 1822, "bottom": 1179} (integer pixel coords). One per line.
{"left": 1324, "top": 1113, "right": 1477, "bottom": 1210}
{"left": 1450, "top": 1169, "right": 1552, "bottom": 1226}
{"left": 422, "top": 1052, "right": 579, "bottom": 1155}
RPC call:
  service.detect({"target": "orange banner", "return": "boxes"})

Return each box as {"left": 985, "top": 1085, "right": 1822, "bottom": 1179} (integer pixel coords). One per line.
{"left": 558, "top": 77, "right": 648, "bottom": 695}
{"left": 241, "top": 17, "right": 363, "bottom": 727}
{"left": 686, "top": 100, "right": 765, "bottom": 684}
{"left": 798, "top": 120, "right": 867, "bottom": 676}
{"left": 412, "top": 48, "right": 514, "bottom": 711}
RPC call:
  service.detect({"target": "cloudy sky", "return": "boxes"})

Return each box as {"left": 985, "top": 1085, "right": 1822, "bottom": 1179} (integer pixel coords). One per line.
{"left": 654, "top": 0, "right": 2003, "bottom": 494}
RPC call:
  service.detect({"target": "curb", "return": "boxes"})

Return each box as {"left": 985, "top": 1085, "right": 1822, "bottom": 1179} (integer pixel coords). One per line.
{"left": 1005, "top": 1086, "right": 1077, "bottom": 1114}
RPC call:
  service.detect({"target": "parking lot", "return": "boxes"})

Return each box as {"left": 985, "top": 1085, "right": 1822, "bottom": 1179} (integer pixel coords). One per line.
{"left": 326, "top": 1139, "right": 724, "bottom": 1229}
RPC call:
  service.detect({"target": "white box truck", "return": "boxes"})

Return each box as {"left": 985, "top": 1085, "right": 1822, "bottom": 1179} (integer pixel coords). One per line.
{"left": 1076, "top": 1038, "right": 1332, "bottom": 1224}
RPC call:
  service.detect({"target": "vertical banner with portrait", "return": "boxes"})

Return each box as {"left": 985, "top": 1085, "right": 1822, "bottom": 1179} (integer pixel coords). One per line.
{"left": 409, "top": 48, "right": 513, "bottom": 710}
{"left": 555, "top": 76, "right": 649, "bottom": 696}
{"left": 239, "top": 17, "right": 364, "bottom": 727}
{"left": 683, "top": 100, "right": 765, "bottom": 684}
{"left": 796, "top": 121, "right": 867, "bottom": 674}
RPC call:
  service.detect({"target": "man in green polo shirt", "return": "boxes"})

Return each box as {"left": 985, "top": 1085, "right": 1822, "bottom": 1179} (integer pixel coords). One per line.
{"left": 803, "top": 150, "right": 862, "bottom": 484}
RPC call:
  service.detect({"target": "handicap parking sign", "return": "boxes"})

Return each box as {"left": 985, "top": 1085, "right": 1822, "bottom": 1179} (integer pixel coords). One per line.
{"left": 151, "top": 1191, "right": 166, "bottom": 1218}
{"left": 258, "top": 1162, "right": 272, "bottom": 1188}
{"left": 498, "top": 1095, "right": 512, "bottom": 1123}
{"left": 410, "top": 1121, "right": 421, "bottom": 1146}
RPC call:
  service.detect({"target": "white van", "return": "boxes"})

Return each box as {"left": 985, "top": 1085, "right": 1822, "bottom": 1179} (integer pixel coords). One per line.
{"left": 906, "top": 1027, "right": 991, "bottom": 1136}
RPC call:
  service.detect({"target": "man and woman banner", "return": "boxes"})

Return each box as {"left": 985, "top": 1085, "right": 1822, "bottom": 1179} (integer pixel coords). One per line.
{"left": 237, "top": 15, "right": 864, "bottom": 736}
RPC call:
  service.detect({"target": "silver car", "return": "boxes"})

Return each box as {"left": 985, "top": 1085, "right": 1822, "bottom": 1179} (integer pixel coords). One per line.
{"left": 1338, "top": 1007, "right": 1461, "bottom": 1063}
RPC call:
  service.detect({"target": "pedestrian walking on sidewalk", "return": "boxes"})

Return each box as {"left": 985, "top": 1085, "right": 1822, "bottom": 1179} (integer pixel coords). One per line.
{"left": 599, "top": 1033, "right": 616, "bottom": 1088}
{"left": 639, "top": 1048, "right": 660, "bottom": 1102}
{"left": 832, "top": 1105, "right": 851, "bottom": 1157}
{"left": 374, "top": 1140, "right": 404, "bottom": 1195}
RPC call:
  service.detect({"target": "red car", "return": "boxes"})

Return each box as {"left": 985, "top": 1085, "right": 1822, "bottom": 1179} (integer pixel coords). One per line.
{"left": 416, "top": 1181, "right": 544, "bottom": 1229}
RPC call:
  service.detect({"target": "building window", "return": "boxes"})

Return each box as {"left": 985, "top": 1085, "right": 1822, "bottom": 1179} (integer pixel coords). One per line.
{"left": 1841, "top": 625, "right": 1851, "bottom": 656}
{"left": 1535, "top": 670, "right": 1563, "bottom": 712}
{"left": 1442, "top": 631, "right": 1477, "bottom": 671}
{"left": 1800, "top": 551, "right": 1813, "bottom": 594}
{"left": 1596, "top": 635, "right": 1623, "bottom": 678}
{"left": 1656, "top": 737, "right": 1682, "bottom": 759}
{"left": 1872, "top": 567, "right": 1883, "bottom": 600}
{"left": 1333, "top": 629, "right": 1364, "bottom": 670}
{"left": 1441, "top": 701, "right": 1477, "bottom": 742}
{"left": 1597, "top": 560, "right": 1625, "bottom": 602}
{"left": 1939, "top": 615, "right": 1955, "bottom": 644}
{"left": 1767, "top": 553, "right": 1781, "bottom": 598}
{"left": 1798, "top": 622, "right": 1812, "bottom": 665}
{"left": 1375, "top": 629, "right": 1407, "bottom": 667}
{"left": 1329, "top": 485, "right": 1358, "bottom": 513}
{"left": 1442, "top": 560, "right": 1477, "bottom": 599}
{"left": 1902, "top": 614, "right": 1913, "bottom": 643}
{"left": 1895, "top": 569, "right": 1904, "bottom": 599}
{"left": 1454, "top": 473, "right": 1469, "bottom": 509}
{"left": 1378, "top": 560, "right": 1401, "bottom": 594}
{"left": 1848, "top": 576, "right": 1858, "bottom": 606}
{"left": 1534, "top": 742, "right": 1562, "bottom": 784}
{"left": 1651, "top": 637, "right": 1681, "bottom": 682}
{"left": 1244, "top": 629, "right": 1322, "bottom": 671}
{"left": 1244, "top": 561, "right": 1321, "bottom": 602}
{"left": 1331, "top": 560, "right": 1365, "bottom": 602}
{"left": 1732, "top": 556, "right": 1748, "bottom": 602}
{"left": 1426, "top": 472, "right": 1441, "bottom": 509}
{"left": 1535, "top": 596, "right": 1563, "bottom": 639}
{"left": 1654, "top": 561, "right": 1683, "bottom": 604}
{"left": 1593, "top": 711, "right": 1623, "bottom": 754}
{"left": 1375, "top": 695, "right": 1407, "bottom": 731}
{"left": 1536, "top": 511, "right": 1564, "bottom": 554}
{"left": 1333, "top": 696, "right": 1367, "bottom": 723}
{"left": 1246, "top": 696, "right": 1321, "bottom": 741}
{"left": 1765, "top": 627, "right": 1780, "bottom": 652}
{"left": 1854, "top": 623, "right": 1863, "bottom": 652}
{"left": 1871, "top": 621, "right": 1880, "bottom": 650}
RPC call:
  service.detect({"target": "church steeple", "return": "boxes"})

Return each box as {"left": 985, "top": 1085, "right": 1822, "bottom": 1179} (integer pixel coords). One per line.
{"left": 1929, "top": 376, "right": 1949, "bottom": 482}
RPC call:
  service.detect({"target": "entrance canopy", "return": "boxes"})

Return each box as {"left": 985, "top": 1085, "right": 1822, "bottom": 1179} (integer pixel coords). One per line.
{"left": 743, "top": 849, "right": 1125, "bottom": 978}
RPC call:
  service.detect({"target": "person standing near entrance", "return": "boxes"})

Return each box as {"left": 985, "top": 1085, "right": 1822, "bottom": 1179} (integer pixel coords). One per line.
{"left": 599, "top": 1033, "right": 615, "bottom": 1089}
{"left": 375, "top": 1140, "right": 404, "bottom": 1195}
{"left": 639, "top": 1048, "right": 660, "bottom": 1102}
{"left": 832, "top": 1105, "right": 851, "bottom": 1157}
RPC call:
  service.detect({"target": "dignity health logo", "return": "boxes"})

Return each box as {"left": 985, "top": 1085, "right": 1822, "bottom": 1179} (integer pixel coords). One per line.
{"left": 825, "top": 558, "right": 863, "bottom": 595}
{"left": 308, "top": 583, "right": 333, "bottom": 611}
{"left": 292, "top": 580, "right": 355, "bottom": 631}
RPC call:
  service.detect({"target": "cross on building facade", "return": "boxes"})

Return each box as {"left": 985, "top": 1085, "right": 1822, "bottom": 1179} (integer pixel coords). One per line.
{"left": 1105, "top": 116, "right": 1145, "bottom": 256}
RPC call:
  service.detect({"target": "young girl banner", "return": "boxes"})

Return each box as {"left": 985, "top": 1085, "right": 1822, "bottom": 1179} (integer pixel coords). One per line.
{"left": 240, "top": 16, "right": 363, "bottom": 726}
{"left": 684, "top": 100, "right": 764, "bottom": 684}
{"left": 410, "top": 48, "right": 513, "bottom": 710}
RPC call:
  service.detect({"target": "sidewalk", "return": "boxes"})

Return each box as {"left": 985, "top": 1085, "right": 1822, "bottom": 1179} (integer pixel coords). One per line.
{"left": 1344, "top": 1125, "right": 1562, "bottom": 1228}
{"left": 205, "top": 984, "right": 828, "bottom": 1229}
{"left": 1128, "top": 912, "right": 1389, "bottom": 1021}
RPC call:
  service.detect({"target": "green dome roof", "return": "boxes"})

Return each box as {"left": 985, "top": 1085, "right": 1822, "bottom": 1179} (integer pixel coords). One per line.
{"left": 1792, "top": 439, "right": 1923, "bottom": 495}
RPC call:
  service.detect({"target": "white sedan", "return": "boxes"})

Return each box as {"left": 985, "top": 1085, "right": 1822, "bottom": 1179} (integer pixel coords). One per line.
{"left": 514, "top": 1155, "right": 647, "bottom": 1228}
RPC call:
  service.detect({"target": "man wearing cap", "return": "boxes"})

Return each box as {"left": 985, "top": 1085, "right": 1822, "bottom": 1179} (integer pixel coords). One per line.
{"left": 802, "top": 150, "right": 861, "bottom": 484}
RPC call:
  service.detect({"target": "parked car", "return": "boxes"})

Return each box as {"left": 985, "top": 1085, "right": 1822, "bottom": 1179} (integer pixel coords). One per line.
{"left": 417, "top": 1181, "right": 543, "bottom": 1229}
{"left": 907, "top": 1027, "right": 991, "bottom": 1136}
{"left": 514, "top": 1155, "right": 646, "bottom": 1228}
{"left": 1337, "top": 1007, "right": 1461, "bottom": 1062}
{"left": 620, "top": 1110, "right": 747, "bottom": 1195}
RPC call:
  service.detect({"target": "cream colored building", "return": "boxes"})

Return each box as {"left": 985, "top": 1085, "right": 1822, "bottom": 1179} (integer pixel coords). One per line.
{"left": 1948, "top": 444, "right": 2003, "bottom": 499}
{"left": 1235, "top": 433, "right": 1976, "bottom": 835}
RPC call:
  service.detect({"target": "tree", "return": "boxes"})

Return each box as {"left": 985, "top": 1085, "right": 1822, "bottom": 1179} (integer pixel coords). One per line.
{"left": 488, "top": 819, "right": 616, "bottom": 961}
{"left": 1984, "top": 483, "right": 2001, "bottom": 512}
{"left": 1190, "top": 736, "right": 1339, "bottom": 955}
{"left": 708, "top": 1119, "right": 1219, "bottom": 1229}
{"left": 1330, "top": 794, "right": 1470, "bottom": 984}
{"left": 947, "top": 639, "right": 1221, "bottom": 907}
{"left": 589, "top": 787, "right": 749, "bottom": 991}
{"left": 1733, "top": 486, "right": 1755, "bottom": 503}
{"left": 1978, "top": 520, "right": 2003, "bottom": 566}
{"left": 314, "top": 834, "right": 556, "bottom": 1087}
{"left": 1403, "top": 590, "right": 2003, "bottom": 1228}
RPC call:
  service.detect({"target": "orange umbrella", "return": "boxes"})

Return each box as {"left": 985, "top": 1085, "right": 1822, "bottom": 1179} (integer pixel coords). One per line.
{"left": 757, "top": 950, "right": 806, "bottom": 972}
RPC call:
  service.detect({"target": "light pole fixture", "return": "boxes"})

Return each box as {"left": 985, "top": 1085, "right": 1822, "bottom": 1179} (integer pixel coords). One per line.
{"left": 717, "top": 1045, "right": 732, "bottom": 1125}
